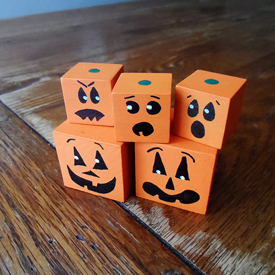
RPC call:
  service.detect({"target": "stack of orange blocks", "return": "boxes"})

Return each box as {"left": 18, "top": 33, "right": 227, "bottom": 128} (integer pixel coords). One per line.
{"left": 53, "top": 63, "right": 246, "bottom": 214}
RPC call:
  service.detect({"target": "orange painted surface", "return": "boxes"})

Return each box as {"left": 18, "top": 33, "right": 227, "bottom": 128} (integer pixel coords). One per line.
{"left": 61, "top": 62, "right": 123, "bottom": 126}
{"left": 135, "top": 135, "right": 217, "bottom": 214}
{"left": 172, "top": 70, "right": 246, "bottom": 149}
{"left": 112, "top": 73, "right": 172, "bottom": 143}
{"left": 53, "top": 120, "right": 133, "bottom": 202}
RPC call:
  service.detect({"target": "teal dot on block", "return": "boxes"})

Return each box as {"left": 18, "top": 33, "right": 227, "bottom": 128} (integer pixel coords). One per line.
{"left": 205, "top": 79, "right": 219, "bottom": 85}
{"left": 138, "top": 80, "right": 151, "bottom": 86}
{"left": 89, "top": 68, "right": 100, "bottom": 73}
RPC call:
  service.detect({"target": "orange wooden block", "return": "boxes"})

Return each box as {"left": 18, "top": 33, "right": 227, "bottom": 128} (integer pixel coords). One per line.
{"left": 172, "top": 70, "right": 247, "bottom": 149}
{"left": 135, "top": 135, "right": 217, "bottom": 214}
{"left": 61, "top": 62, "right": 123, "bottom": 126}
{"left": 112, "top": 73, "right": 172, "bottom": 143}
{"left": 53, "top": 120, "right": 133, "bottom": 202}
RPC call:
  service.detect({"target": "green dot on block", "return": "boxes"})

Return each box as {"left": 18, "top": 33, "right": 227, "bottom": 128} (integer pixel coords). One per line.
{"left": 205, "top": 79, "right": 219, "bottom": 85}
{"left": 138, "top": 80, "right": 151, "bottom": 86}
{"left": 89, "top": 68, "right": 100, "bottom": 73}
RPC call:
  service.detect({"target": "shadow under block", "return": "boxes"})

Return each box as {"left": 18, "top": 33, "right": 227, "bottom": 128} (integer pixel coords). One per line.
{"left": 53, "top": 120, "right": 133, "bottom": 202}
{"left": 112, "top": 73, "right": 172, "bottom": 143}
{"left": 61, "top": 62, "right": 124, "bottom": 126}
{"left": 135, "top": 135, "right": 217, "bottom": 214}
{"left": 172, "top": 70, "right": 247, "bottom": 149}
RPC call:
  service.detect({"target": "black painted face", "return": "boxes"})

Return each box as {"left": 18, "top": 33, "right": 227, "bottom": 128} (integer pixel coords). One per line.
{"left": 125, "top": 97, "right": 162, "bottom": 136}
{"left": 75, "top": 80, "right": 104, "bottom": 121}
{"left": 187, "top": 98, "right": 217, "bottom": 139}
{"left": 67, "top": 146, "right": 116, "bottom": 194}
{"left": 142, "top": 149, "right": 200, "bottom": 204}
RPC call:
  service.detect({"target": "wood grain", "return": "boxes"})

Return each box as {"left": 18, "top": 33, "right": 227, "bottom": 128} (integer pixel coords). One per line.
{"left": 1, "top": 0, "right": 275, "bottom": 274}
{"left": 0, "top": 102, "right": 196, "bottom": 274}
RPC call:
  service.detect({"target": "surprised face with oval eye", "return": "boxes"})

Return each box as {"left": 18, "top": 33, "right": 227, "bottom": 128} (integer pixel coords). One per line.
{"left": 112, "top": 73, "right": 172, "bottom": 143}
{"left": 187, "top": 97, "right": 218, "bottom": 139}
{"left": 125, "top": 95, "right": 162, "bottom": 137}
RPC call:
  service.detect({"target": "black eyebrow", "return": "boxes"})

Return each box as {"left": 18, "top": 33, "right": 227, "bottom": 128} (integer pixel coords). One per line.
{"left": 147, "top": 147, "right": 163, "bottom": 153}
{"left": 124, "top": 95, "right": 135, "bottom": 99}
{"left": 67, "top": 139, "right": 76, "bottom": 143}
{"left": 94, "top": 142, "right": 104, "bottom": 150}
{"left": 151, "top": 95, "right": 160, "bottom": 99}
{"left": 181, "top": 151, "right": 195, "bottom": 163}
{"left": 187, "top": 95, "right": 192, "bottom": 98}
{"left": 216, "top": 100, "right": 220, "bottom": 105}
{"left": 88, "top": 81, "right": 95, "bottom": 87}
{"left": 77, "top": 80, "right": 87, "bottom": 88}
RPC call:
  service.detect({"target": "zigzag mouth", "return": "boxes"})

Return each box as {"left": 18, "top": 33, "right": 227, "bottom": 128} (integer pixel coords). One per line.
{"left": 75, "top": 109, "right": 105, "bottom": 121}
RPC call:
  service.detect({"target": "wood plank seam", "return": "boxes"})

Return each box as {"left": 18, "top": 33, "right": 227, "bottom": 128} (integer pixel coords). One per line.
{"left": 0, "top": 98, "right": 204, "bottom": 275}
{"left": 117, "top": 201, "right": 207, "bottom": 275}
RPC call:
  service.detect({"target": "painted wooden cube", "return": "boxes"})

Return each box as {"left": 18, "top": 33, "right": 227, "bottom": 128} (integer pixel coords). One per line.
{"left": 135, "top": 135, "right": 217, "bottom": 214}
{"left": 61, "top": 62, "right": 123, "bottom": 126}
{"left": 112, "top": 73, "right": 172, "bottom": 143}
{"left": 173, "top": 70, "right": 247, "bottom": 149}
{"left": 53, "top": 120, "right": 133, "bottom": 202}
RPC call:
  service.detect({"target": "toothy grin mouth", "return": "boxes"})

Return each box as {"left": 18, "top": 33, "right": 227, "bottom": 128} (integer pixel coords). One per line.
{"left": 67, "top": 166, "right": 116, "bottom": 194}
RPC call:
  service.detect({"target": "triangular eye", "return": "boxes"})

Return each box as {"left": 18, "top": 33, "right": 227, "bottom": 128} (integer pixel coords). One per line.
{"left": 152, "top": 152, "right": 166, "bottom": 175}
{"left": 74, "top": 147, "right": 86, "bottom": 166}
{"left": 175, "top": 156, "right": 190, "bottom": 181}
{"left": 93, "top": 150, "right": 108, "bottom": 170}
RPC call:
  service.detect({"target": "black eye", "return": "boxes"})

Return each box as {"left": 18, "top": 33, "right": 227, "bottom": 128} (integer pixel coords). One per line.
{"left": 126, "top": 101, "right": 139, "bottom": 114}
{"left": 78, "top": 87, "right": 87, "bottom": 103}
{"left": 203, "top": 102, "right": 215, "bottom": 121}
{"left": 188, "top": 100, "right": 199, "bottom": 117}
{"left": 147, "top": 101, "right": 161, "bottom": 115}
{"left": 90, "top": 87, "right": 100, "bottom": 104}
{"left": 152, "top": 152, "right": 166, "bottom": 175}
{"left": 93, "top": 150, "right": 108, "bottom": 170}
{"left": 74, "top": 147, "right": 86, "bottom": 166}
{"left": 175, "top": 157, "right": 190, "bottom": 181}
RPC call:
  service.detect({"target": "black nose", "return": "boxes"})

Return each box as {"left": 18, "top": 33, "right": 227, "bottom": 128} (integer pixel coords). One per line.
{"left": 83, "top": 170, "right": 99, "bottom": 178}
{"left": 165, "top": 177, "right": 175, "bottom": 190}
{"left": 191, "top": 120, "right": 205, "bottom": 138}
{"left": 132, "top": 122, "right": 154, "bottom": 136}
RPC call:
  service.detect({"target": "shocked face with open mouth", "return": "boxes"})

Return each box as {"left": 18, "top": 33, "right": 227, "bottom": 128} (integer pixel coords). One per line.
{"left": 112, "top": 73, "right": 172, "bottom": 143}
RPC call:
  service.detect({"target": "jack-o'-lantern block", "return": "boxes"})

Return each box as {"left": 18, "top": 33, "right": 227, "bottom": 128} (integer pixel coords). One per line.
{"left": 112, "top": 73, "right": 172, "bottom": 143}
{"left": 61, "top": 62, "right": 123, "bottom": 126}
{"left": 135, "top": 135, "right": 217, "bottom": 214}
{"left": 53, "top": 120, "right": 133, "bottom": 202}
{"left": 173, "top": 70, "right": 246, "bottom": 149}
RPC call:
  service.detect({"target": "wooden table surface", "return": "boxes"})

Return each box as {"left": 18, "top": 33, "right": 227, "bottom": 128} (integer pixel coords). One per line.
{"left": 1, "top": 1, "right": 275, "bottom": 274}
